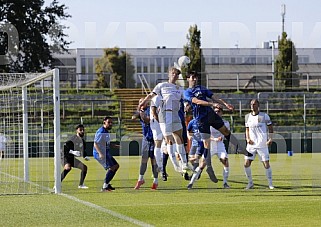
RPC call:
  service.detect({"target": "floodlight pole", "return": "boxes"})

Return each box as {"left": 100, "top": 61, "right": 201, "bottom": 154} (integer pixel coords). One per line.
{"left": 281, "top": 4, "right": 286, "bottom": 33}
{"left": 270, "top": 40, "right": 277, "bottom": 92}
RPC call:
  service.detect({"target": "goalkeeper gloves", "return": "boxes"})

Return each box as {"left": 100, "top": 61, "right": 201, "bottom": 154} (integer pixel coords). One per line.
{"left": 69, "top": 150, "right": 80, "bottom": 157}
{"left": 84, "top": 156, "right": 90, "bottom": 161}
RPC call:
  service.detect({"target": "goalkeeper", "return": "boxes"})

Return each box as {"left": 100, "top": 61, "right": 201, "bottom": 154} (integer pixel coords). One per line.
{"left": 61, "top": 124, "right": 90, "bottom": 189}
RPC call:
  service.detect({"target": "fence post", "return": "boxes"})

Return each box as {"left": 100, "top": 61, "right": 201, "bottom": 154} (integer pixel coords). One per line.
{"left": 110, "top": 74, "right": 113, "bottom": 92}
{"left": 306, "top": 73, "right": 309, "bottom": 92}
{"left": 76, "top": 73, "right": 79, "bottom": 93}
{"left": 236, "top": 73, "right": 239, "bottom": 92}
{"left": 266, "top": 100, "right": 269, "bottom": 115}
{"left": 272, "top": 72, "right": 275, "bottom": 92}
{"left": 118, "top": 100, "right": 122, "bottom": 141}
{"left": 303, "top": 94, "right": 307, "bottom": 152}
{"left": 62, "top": 101, "right": 65, "bottom": 119}
{"left": 206, "top": 74, "right": 209, "bottom": 89}
{"left": 91, "top": 101, "right": 94, "bottom": 118}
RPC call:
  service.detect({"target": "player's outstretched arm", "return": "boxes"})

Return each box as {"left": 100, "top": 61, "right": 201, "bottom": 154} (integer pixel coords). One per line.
{"left": 211, "top": 95, "right": 234, "bottom": 111}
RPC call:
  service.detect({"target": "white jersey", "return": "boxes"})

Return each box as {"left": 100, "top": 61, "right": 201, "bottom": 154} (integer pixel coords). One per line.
{"left": 152, "top": 82, "right": 183, "bottom": 112}
{"left": 150, "top": 95, "right": 163, "bottom": 140}
{"left": 245, "top": 112, "right": 272, "bottom": 149}
{"left": 210, "top": 119, "right": 230, "bottom": 156}
{"left": 150, "top": 95, "right": 161, "bottom": 121}
{"left": 210, "top": 119, "right": 230, "bottom": 140}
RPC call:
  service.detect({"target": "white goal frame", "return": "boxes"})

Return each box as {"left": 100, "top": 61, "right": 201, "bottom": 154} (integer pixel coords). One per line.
{"left": 0, "top": 69, "right": 61, "bottom": 194}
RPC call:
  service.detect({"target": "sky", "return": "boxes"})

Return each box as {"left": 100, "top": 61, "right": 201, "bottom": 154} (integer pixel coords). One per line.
{"left": 44, "top": 0, "right": 321, "bottom": 49}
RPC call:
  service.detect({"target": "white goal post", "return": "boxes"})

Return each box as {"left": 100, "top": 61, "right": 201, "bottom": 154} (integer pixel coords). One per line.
{"left": 0, "top": 69, "right": 60, "bottom": 194}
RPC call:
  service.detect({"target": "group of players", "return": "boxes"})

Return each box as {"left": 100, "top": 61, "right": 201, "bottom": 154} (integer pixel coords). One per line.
{"left": 59, "top": 61, "right": 274, "bottom": 192}
{"left": 132, "top": 64, "right": 274, "bottom": 190}
{"left": 59, "top": 116, "right": 119, "bottom": 192}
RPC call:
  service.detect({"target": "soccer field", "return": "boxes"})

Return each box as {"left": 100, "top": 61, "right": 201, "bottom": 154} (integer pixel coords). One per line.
{"left": 1, "top": 153, "right": 321, "bottom": 226}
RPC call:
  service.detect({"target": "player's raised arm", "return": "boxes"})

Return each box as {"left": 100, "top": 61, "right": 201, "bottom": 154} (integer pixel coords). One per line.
{"left": 211, "top": 94, "right": 234, "bottom": 111}
{"left": 138, "top": 92, "right": 156, "bottom": 110}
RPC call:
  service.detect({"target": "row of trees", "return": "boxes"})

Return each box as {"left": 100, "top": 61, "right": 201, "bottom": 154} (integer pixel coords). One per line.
{"left": 1, "top": 1, "right": 299, "bottom": 89}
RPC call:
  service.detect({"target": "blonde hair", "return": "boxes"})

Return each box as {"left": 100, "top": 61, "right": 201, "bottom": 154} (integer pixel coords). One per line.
{"left": 169, "top": 66, "right": 181, "bottom": 75}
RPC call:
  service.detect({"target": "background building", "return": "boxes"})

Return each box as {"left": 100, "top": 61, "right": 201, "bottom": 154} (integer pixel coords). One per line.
{"left": 52, "top": 46, "right": 321, "bottom": 91}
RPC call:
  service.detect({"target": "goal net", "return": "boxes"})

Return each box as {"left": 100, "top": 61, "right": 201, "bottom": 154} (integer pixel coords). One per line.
{"left": 0, "top": 69, "right": 60, "bottom": 194}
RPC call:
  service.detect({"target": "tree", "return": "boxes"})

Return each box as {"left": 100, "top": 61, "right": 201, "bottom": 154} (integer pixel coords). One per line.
{"left": 94, "top": 47, "right": 135, "bottom": 89}
{"left": 275, "top": 32, "right": 299, "bottom": 89}
{"left": 183, "top": 24, "right": 206, "bottom": 85}
{"left": 0, "top": 0, "right": 71, "bottom": 73}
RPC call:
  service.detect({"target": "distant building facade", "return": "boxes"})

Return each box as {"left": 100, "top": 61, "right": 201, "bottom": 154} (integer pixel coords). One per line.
{"left": 52, "top": 47, "right": 321, "bottom": 90}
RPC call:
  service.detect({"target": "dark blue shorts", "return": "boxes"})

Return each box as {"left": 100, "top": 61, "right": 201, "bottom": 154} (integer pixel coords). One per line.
{"left": 94, "top": 151, "right": 118, "bottom": 170}
{"left": 198, "top": 109, "right": 224, "bottom": 139}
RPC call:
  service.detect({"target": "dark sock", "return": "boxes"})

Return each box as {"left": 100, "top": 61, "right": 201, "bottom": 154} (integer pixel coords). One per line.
{"left": 152, "top": 163, "right": 158, "bottom": 178}
{"left": 163, "top": 153, "right": 169, "bottom": 173}
{"left": 105, "top": 169, "right": 116, "bottom": 185}
{"left": 204, "top": 148, "right": 212, "bottom": 167}
{"left": 79, "top": 169, "right": 87, "bottom": 185}
{"left": 61, "top": 169, "right": 70, "bottom": 182}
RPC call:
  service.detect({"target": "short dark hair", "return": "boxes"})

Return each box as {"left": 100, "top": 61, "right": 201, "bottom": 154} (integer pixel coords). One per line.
{"left": 103, "top": 116, "right": 112, "bottom": 123}
{"left": 186, "top": 70, "right": 199, "bottom": 78}
{"left": 76, "top": 124, "right": 84, "bottom": 130}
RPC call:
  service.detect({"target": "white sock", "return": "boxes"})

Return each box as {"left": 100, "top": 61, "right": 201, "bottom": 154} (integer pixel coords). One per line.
{"left": 153, "top": 178, "right": 158, "bottom": 184}
{"left": 244, "top": 166, "right": 253, "bottom": 184}
{"left": 189, "top": 167, "right": 202, "bottom": 185}
{"left": 266, "top": 167, "right": 273, "bottom": 186}
{"left": 138, "top": 175, "right": 144, "bottom": 181}
{"left": 154, "top": 147, "right": 163, "bottom": 171}
{"left": 103, "top": 183, "right": 108, "bottom": 188}
{"left": 176, "top": 144, "right": 187, "bottom": 164}
{"left": 167, "top": 144, "right": 180, "bottom": 171}
{"left": 223, "top": 167, "right": 229, "bottom": 184}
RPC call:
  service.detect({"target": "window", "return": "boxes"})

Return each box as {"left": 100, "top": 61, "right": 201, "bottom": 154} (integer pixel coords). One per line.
{"left": 81, "top": 58, "right": 86, "bottom": 74}
{"left": 150, "top": 58, "right": 155, "bottom": 73}
{"left": 156, "top": 58, "right": 162, "bottom": 73}
{"left": 143, "top": 58, "right": 148, "bottom": 73}
{"left": 88, "top": 58, "right": 93, "bottom": 74}
{"left": 163, "top": 58, "right": 170, "bottom": 73}
{"left": 136, "top": 58, "right": 142, "bottom": 73}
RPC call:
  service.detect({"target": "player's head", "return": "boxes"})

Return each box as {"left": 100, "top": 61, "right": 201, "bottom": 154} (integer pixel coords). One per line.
{"left": 186, "top": 71, "right": 199, "bottom": 87}
{"left": 76, "top": 124, "right": 85, "bottom": 137}
{"left": 250, "top": 99, "right": 260, "bottom": 112}
{"left": 103, "top": 116, "right": 113, "bottom": 130}
{"left": 168, "top": 67, "right": 181, "bottom": 83}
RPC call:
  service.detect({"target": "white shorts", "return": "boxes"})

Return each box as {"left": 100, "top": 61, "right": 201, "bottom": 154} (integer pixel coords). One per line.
{"left": 158, "top": 111, "right": 182, "bottom": 136}
{"left": 150, "top": 119, "right": 163, "bottom": 141}
{"left": 245, "top": 147, "right": 270, "bottom": 162}
{"left": 210, "top": 141, "right": 228, "bottom": 159}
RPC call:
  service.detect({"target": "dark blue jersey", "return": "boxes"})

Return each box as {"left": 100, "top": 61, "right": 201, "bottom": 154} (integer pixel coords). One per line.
{"left": 187, "top": 118, "right": 202, "bottom": 147}
{"left": 178, "top": 99, "right": 185, "bottom": 122}
{"left": 93, "top": 126, "right": 111, "bottom": 154}
{"left": 139, "top": 107, "right": 154, "bottom": 142}
{"left": 184, "top": 85, "right": 213, "bottom": 121}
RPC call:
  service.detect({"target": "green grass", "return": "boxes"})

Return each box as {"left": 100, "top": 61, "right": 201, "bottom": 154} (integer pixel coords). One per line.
{"left": 1, "top": 153, "right": 321, "bottom": 226}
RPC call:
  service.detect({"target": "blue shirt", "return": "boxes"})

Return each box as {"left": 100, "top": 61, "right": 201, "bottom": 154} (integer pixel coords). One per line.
{"left": 139, "top": 107, "right": 154, "bottom": 141}
{"left": 184, "top": 85, "right": 213, "bottom": 121}
{"left": 178, "top": 99, "right": 185, "bottom": 122}
{"left": 93, "top": 126, "right": 110, "bottom": 155}
{"left": 187, "top": 118, "right": 203, "bottom": 147}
